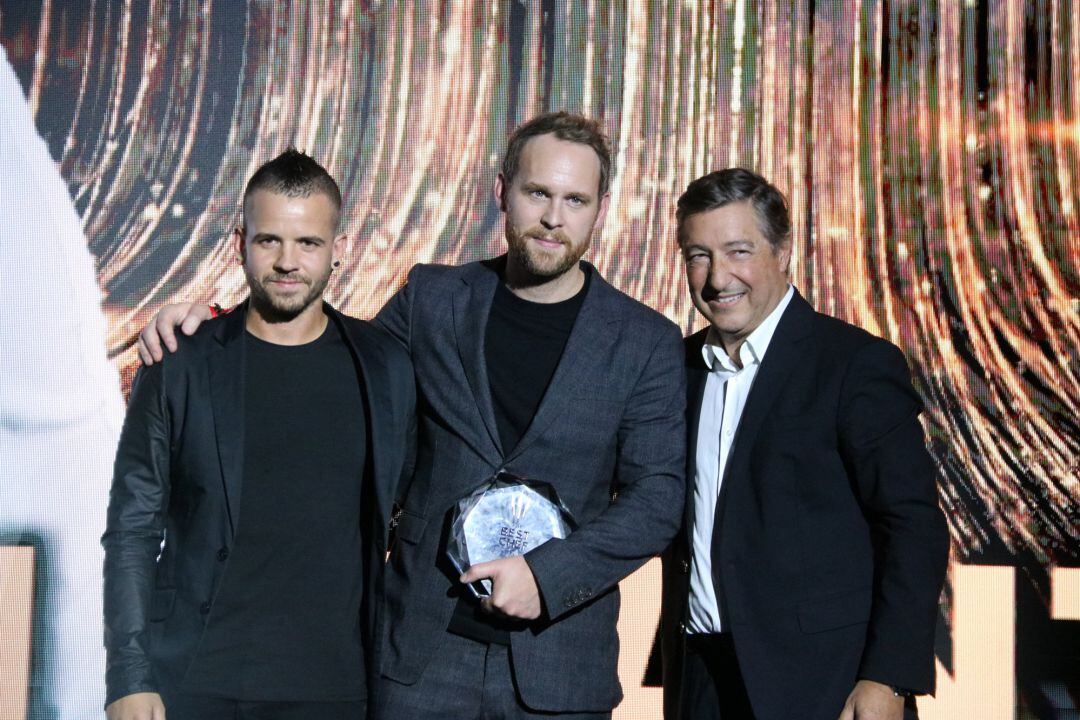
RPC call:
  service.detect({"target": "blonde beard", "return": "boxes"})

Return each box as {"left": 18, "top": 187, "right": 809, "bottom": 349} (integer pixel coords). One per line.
{"left": 505, "top": 224, "right": 585, "bottom": 279}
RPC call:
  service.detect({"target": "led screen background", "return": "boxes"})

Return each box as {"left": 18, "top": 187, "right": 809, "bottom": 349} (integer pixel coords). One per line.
{"left": 0, "top": 1, "right": 1076, "bottom": 718}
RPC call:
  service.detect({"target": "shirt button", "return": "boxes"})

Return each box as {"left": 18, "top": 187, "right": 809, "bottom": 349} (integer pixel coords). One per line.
{"left": 217, "top": 547, "right": 229, "bottom": 561}
{"left": 199, "top": 601, "right": 212, "bottom": 615}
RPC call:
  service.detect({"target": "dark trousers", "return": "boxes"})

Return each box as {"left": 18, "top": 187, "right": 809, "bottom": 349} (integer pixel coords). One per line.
{"left": 679, "top": 633, "right": 756, "bottom": 720}
{"left": 377, "top": 630, "right": 611, "bottom": 720}
{"left": 678, "top": 633, "right": 920, "bottom": 720}
{"left": 161, "top": 691, "right": 367, "bottom": 720}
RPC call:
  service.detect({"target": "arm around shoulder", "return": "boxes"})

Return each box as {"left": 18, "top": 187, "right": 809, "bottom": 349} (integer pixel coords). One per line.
{"left": 373, "top": 263, "right": 437, "bottom": 351}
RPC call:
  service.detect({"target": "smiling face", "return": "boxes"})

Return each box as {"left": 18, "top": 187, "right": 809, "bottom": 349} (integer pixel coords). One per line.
{"left": 495, "top": 133, "right": 610, "bottom": 281}
{"left": 236, "top": 189, "right": 344, "bottom": 322}
{"left": 681, "top": 201, "right": 791, "bottom": 357}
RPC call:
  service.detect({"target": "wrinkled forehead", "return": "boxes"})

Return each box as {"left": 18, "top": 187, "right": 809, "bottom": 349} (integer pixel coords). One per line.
{"left": 679, "top": 202, "right": 768, "bottom": 246}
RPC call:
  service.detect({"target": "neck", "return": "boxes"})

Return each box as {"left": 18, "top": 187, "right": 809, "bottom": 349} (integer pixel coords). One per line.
{"left": 245, "top": 300, "right": 328, "bottom": 345}
{"left": 503, "top": 256, "right": 585, "bottom": 304}
{"left": 721, "top": 337, "right": 746, "bottom": 369}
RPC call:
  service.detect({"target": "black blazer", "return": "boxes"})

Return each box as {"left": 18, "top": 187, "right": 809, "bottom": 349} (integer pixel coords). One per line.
{"left": 661, "top": 290, "right": 949, "bottom": 720}
{"left": 374, "top": 258, "right": 686, "bottom": 713}
{"left": 102, "top": 303, "right": 416, "bottom": 707}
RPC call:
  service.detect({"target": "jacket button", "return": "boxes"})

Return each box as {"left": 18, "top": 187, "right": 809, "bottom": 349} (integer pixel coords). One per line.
{"left": 217, "top": 547, "right": 229, "bottom": 561}
{"left": 199, "top": 601, "right": 212, "bottom": 615}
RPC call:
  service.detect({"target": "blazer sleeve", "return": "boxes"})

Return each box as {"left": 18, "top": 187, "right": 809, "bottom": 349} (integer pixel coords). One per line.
{"left": 373, "top": 265, "right": 421, "bottom": 352}
{"left": 838, "top": 339, "right": 949, "bottom": 694}
{"left": 525, "top": 322, "right": 687, "bottom": 621}
{"left": 101, "top": 361, "right": 171, "bottom": 706}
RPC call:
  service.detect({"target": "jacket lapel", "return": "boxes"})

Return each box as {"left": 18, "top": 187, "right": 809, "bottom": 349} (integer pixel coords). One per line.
{"left": 712, "top": 291, "right": 814, "bottom": 540}
{"left": 683, "top": 329, "right": 710, "bottom": 536}
{"left": 329, "top": 306, "right": 392, "bottom": 534}
{"left": 208, "top": 304, "right": 248, "bottom": 537}
{"left": 451, "top": 262, "right": 504, "bottom": 460}
{"left": 504, "top": 266, "right": 618, "bottom": 464}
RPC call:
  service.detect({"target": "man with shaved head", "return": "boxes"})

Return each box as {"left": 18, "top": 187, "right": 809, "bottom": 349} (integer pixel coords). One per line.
{"left": 104, "top": 150, "right": 415, "bottom": 720}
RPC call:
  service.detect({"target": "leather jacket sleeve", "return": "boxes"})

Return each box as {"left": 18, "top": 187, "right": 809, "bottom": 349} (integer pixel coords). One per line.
{"left": 101, "top": 360, "right": 171, "bottom": 706}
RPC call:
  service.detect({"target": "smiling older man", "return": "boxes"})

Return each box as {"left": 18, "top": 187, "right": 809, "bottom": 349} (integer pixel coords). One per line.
{"left": 661, "top": 168, "right": 948, "bottom": 720}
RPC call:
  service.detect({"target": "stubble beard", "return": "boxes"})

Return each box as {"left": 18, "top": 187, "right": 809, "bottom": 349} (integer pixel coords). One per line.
{"left": 245, "top": 267, "right": 330, "bottom": 323}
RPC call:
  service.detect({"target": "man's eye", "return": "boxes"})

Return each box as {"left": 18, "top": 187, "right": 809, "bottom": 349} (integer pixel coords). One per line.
{"left": 530, "top": 189, "right": 546, "bottom": 199}
{"left": 567, "top": 196, "right": 584, "bottom": 207}
{"left": 685, "top": 254, "right": 708, "bottom": 265}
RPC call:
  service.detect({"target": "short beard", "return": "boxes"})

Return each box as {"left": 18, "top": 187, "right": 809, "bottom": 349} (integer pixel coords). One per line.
{"left": 505, "top": 224, "right": 585, "bottom": 280}
{"left": 245, "top": 268, "right": 329, "bottom": 323}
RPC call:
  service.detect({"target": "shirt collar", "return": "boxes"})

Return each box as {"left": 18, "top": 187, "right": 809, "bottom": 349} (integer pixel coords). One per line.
{"left": 701, "top": 284, "right": 795, "bottom": 372}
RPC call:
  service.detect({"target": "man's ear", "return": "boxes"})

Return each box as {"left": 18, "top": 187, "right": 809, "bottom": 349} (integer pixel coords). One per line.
{"left": 232, "top": 226, "right": 246, "bottom": 264}
{"left": 592, "top": 192, "right": 611, "bottom": 234}
{"left": 493, "top": 173, "right": 508, "bottom": 213}
{"left": 776, "top": 239, "right": 793, "bottom": 274}
{"left": 332, "top": 232, "right": 349, "bottom": 267}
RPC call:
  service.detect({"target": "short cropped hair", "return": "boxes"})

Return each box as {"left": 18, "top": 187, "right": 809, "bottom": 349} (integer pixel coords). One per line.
{"left": 676, "top": 168, "right": 791, "bottom": 250}
{"left": 242, "top": 148, "right": 341, "bottom": 225}
{"left": 501, "top": 112, "right": 612, "bottom": 196}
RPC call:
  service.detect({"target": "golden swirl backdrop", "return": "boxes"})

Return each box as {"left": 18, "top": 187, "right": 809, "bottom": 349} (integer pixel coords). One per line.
{"left": 0, "top": 1, "right": 1077, "bottom": 718}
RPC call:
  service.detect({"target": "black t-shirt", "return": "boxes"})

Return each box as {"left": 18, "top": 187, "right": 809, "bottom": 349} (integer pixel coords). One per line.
{"left": 187, "top": 319, "right": 369, "bottom": 700}
{"left": 447, "top": 268, "right": 590, "bottom": 644}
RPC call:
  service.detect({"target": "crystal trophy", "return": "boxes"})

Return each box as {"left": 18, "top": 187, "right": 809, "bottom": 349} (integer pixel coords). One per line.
{"left": 447, "top": 472, "right": 575, "bottom": 598}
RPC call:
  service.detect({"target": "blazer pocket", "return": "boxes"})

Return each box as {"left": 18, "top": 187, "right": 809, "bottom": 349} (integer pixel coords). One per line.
{"left": 149, "top": 588, "right": 177, "bottom": 622}
{"left": 395, "top": 511, "right": 428, "bottom": 545}
{"left": 797, "top": 586, "right": 872, "bottom": 634}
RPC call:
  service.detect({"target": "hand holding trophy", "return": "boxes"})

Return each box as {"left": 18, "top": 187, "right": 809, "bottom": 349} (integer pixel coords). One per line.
{"left": 447, "top": 471, "right": 576, "bottom": 600}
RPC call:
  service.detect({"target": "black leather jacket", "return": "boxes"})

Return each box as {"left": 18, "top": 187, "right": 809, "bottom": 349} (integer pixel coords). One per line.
{"left": 102, "top": 304, "right": 415, "bottom": 706}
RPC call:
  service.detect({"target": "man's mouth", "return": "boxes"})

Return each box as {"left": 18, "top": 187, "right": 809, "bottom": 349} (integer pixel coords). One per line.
{"left": 709, "top": 292, "right": 746, "bottom": 307}
{"left": 530, "top": 235, "right": 565, "bottom": 249}
{"left": 268, "top": 277, "right": 306, "bottom": 289}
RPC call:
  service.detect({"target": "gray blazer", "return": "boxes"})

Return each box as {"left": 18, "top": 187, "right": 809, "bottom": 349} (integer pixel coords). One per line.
{"left": 374, "top": 257, "right": 686, "bottom": 712}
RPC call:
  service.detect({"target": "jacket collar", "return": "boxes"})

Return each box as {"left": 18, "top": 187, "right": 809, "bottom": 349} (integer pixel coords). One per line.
{"left": 451, "top": 255, "right": 618, "bottom": 464}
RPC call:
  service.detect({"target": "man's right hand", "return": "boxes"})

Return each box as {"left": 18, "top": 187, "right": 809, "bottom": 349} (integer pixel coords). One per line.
{"left": 106, "top": 692, "right": 166, "bottom": 720}
{"left": 137, "top": 303, "right": 213, "bottom": 365}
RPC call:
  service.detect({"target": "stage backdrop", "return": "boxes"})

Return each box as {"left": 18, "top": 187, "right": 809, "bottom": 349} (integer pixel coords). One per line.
{"left": 1, "top": 1, "right": 1077, "bottom": 718}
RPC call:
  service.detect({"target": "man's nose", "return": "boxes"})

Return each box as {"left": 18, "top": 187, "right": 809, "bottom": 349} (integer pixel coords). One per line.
{"left": 274, "top": 242, "right": 301, "bottom": 272}
{"left": 706, "top": 257, "right": 732, "bottom": 292}
{"left": 540, "top": 200, "right": 564, "bottom": 230}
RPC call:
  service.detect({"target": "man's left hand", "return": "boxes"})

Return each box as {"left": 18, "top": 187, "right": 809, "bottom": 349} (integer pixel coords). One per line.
{"left": 461, "top": 556, "right": 542, "bottom": 620}
{"left": 838, "top": 680, "right": 905, "bottom": 720}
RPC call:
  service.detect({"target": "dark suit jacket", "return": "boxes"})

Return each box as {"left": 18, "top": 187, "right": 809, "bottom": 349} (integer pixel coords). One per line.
{"left": 102, "top": 303, "right": 416, "bottom": 707}
{"left": 374, "top": 258, "right": 686, "bottom": 713}
{"left": 661, "top": 290, "right": 949, "bottom": 720}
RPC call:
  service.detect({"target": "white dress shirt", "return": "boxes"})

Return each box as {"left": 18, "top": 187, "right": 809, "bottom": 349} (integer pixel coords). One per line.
{"left": 687, "top": 285, "right": 794, "bottom": 634}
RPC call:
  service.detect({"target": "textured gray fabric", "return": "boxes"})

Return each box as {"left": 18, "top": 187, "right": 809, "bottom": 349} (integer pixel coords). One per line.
{"left": 378, "top": 631, "right": 609, "bottom": 720}
{"left": 374, "top": 259, "right": 686, "bottom": 713}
